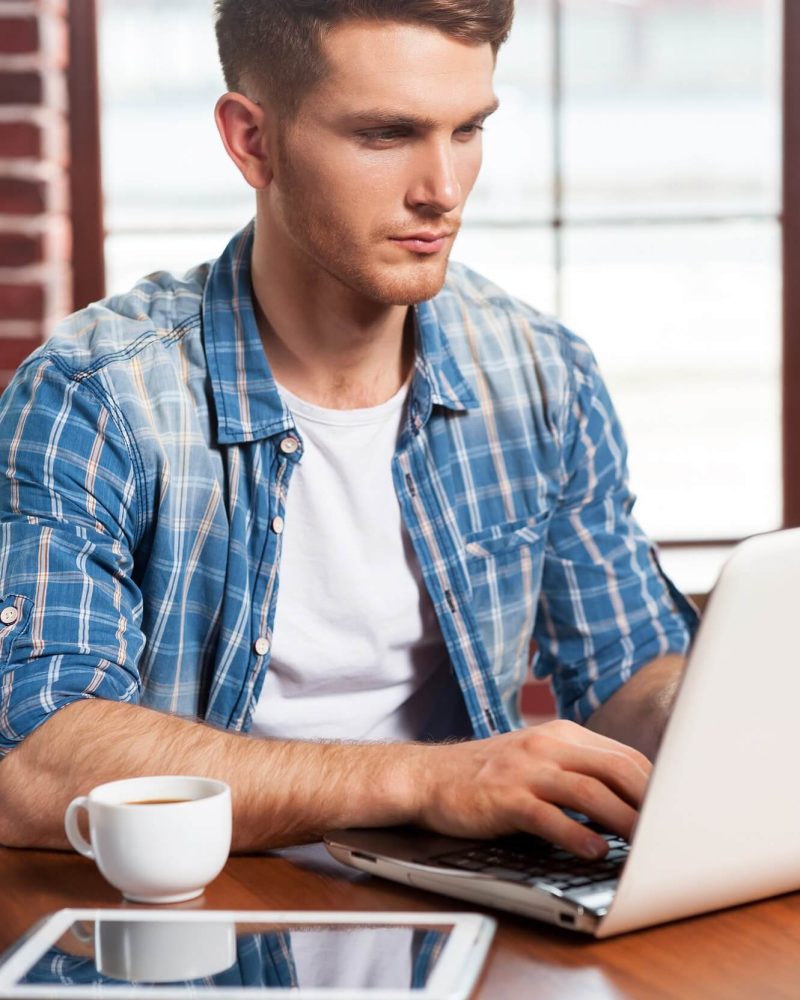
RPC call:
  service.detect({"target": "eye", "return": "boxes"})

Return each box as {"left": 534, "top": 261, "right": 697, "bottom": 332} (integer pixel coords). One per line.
{"left": 357, "top": 128, "right": 410, "bottom": 144}
{"left": 455, "top": 123, "right": 484, "bottom": 140}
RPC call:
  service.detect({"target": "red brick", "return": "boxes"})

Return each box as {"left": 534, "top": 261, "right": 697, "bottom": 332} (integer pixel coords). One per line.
{"left": 0, "top": 284, "right": 45, "bottom": 322}
{"left": 0, "top": 176, "right": 47, "bottom": 214}
{"left": 0, "top": 70, "right": 43, "bottom": 105}
{"left": 0, "top": 334, "right": 43, "bottom": 372}
{"left": 520, "top": 680, "right": 556, "bottom": 719}
{"left": 0, "top": 120, "right": 41, "bottom": 158}
{"left": 0, "top": 233, "right": 44, "bottom": 267}
{"left": 0, "top": 283, "right": 45, "bottom": 321}
{"left": 0, "top": 17, "right": 39, "bottom": 55}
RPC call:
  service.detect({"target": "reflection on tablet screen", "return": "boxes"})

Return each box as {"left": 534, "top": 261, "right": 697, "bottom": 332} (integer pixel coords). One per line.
{"left": 17, "top": 919, "right": 452, "bottom": 991}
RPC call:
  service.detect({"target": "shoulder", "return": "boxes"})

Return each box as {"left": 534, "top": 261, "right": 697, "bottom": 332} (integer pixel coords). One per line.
{"left": 2, "top": 262, "right": 213, "bottom": 441}
{"left": 1, "top": 261, "right": 213, "bottom": 461}
{"left": 436, "top": 260, "right": 600, "bottom": 398}
{"left": 35, "top": 262, "right": 211, "bottom": 379}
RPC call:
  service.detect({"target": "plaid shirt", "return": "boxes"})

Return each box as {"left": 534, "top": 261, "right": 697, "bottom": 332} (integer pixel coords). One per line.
{"left": 22, "top": 928, "right": 442, "bottom": 990}
{"left": 0, "top": 222, "right": 696, "bottom": 757}
{"left": 21, "top": 933, "right": 297, "bottom": 990}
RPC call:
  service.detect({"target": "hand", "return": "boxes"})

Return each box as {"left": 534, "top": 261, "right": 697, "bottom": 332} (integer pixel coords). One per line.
{"left": 412, "top": 720, "right": 652, "bottom": 859}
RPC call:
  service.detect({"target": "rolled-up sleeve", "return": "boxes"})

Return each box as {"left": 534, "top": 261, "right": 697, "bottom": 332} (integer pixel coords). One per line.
{"left": 532, "top": 332, "right": 698, "bottom": 723}
{"left": 0, "top": 355, "right": 145, "bottom": 756}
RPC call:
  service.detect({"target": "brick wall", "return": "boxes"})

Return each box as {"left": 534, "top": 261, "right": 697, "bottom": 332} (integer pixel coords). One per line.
{"left": 521, "top": 679, "right": 556, "bottom": 725}
{"left": 0, "top": 0, "right": 70, "bottom": 389}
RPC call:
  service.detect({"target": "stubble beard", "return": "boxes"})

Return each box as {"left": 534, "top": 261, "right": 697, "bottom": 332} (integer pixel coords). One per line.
{"left": 355, "top": 250, "right": 455, "bottom": 306}
{"left": 276, "top": 185, "right": 458, "bottom": 306}
{"left": 296, "top": 212, "right": 455, "bottom": 305}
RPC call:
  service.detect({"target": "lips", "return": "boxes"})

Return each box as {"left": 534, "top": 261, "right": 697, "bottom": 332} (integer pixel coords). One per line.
{"left": 390, "top": 231, "right": 453, "bottom": 255}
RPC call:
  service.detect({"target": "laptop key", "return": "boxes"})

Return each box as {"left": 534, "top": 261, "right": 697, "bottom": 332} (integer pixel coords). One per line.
{"left": 428, "top": 834, "right": 629, "bottom": 889}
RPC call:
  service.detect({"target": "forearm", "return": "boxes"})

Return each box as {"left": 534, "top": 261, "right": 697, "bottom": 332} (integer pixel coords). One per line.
{"left": 0, "top": 699, "right": 424, "bottom": 851}
{"left": 0, "top": 699, "right": 658, "bottom": 860}
{"left": 585, "top": 654, "right": 686, "bottom": 761}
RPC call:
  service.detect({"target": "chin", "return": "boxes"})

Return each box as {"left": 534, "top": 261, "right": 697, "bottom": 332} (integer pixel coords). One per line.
{"left": 366, "top": 262, "right": 450, "bottom": 306}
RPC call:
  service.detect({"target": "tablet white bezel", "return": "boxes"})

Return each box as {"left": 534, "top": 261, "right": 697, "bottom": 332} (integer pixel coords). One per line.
{"left": 0, "top": 908, "right": 496, "bottom": 1000}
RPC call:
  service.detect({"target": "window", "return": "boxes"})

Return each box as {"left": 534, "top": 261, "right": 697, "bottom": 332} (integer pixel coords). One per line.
{"left": 92, "top": 0, "right": 783, "bottom": 593}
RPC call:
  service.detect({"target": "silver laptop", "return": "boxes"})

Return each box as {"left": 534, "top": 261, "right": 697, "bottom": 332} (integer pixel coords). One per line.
{"left": 325, "top": 528, "right": 800, "bottom": 937}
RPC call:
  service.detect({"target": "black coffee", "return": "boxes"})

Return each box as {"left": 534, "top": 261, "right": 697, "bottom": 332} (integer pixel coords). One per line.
{"left": 125, "top": 798, "right": 191, "bottom": 805}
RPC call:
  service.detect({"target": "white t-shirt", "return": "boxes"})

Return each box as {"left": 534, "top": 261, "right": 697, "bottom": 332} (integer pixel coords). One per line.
{"left": 288, "top": 928, "right": 414, "bottom": 990}
{"left": 250, "top": 380, "right": 468, "bottom": 742}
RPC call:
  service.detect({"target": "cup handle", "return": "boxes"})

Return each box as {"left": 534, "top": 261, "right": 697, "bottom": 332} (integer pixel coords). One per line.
{"left": 64, "top": 796, "right": 94, "bottom": 859}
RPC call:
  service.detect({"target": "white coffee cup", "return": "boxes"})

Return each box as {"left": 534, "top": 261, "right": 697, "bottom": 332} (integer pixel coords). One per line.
{"left": 64, "top": 775, "right": 232, "bottom": 903}
{"left": 90, "top": 918, "right": 236, "bottom": 982}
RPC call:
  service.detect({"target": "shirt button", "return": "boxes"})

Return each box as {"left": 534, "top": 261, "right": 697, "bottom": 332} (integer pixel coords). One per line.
{"left": 279, "top": 437, "right": 299, "bottom": 455}
{"left": 271, "top": 516, "right": 285, "bottom": 534}
{"left": 0, "top": 606, "right": 18, "bottom": 626}
{"left": 254, "top": 636, "right": 271, "bottom": 657}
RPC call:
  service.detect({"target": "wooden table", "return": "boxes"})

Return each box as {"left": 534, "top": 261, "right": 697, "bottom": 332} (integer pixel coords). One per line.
{"left": 3, "top": 842, "right": 800, "bottom": 999}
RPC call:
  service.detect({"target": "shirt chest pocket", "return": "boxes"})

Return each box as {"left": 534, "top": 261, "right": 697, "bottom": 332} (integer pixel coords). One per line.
{"left": 461, "top": 512, "right": 551, "bottom": 674}
{"left": 462, "top": 511, "right": 551, "bottom": 610}
{"left": 463, "top": 511, "right": 551, "bottom": 560}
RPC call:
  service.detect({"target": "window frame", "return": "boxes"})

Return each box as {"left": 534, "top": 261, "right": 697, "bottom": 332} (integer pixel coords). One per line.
{"left": 67, "top": 0, "right": 105, "bottom": 312}
{"left": 69, "top": 0, "right": 794, "bottom": 546}
{"left": 783, "top": 0, "right": 800, "bottom": 527}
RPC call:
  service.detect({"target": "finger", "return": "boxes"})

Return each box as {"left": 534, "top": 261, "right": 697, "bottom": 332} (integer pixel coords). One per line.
{"left": 534, "top": 768, "right": 638, "bottom": 841}
{"left": 545, "top": 720, "right": 653, "bottom": 776}
{"left": 539, "top": 741, "right": 651, "bottom": 811}
{"left": 512, "top": 796, "right": 610, "bottom": 859}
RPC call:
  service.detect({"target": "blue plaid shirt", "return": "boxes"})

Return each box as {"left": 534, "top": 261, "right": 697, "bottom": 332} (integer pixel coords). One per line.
{"left": 22, "top": 928, "right": 442, "bottom": 990}
{"left": 0, "top": 222, "right": 696, "bottom": 757}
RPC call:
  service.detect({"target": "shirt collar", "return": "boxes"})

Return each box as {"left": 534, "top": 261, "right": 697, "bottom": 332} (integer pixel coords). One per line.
{"left": 202, "top": 220, "right": 478, "bottom": 445}
{"left": 202, "top": 220, "right": 294, "bottom": 445}
{"left": 413, "top": 295, "right": 480, "bottom": 418}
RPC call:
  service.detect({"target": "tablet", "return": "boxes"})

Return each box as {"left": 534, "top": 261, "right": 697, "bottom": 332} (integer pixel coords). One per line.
{"left": 0, "top": 908, "right": 495, "bottom": 999}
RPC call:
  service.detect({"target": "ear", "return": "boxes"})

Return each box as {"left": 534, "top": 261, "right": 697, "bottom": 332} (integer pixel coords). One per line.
{"left": 215, "top": 91, "right": 275, "bottom": 189}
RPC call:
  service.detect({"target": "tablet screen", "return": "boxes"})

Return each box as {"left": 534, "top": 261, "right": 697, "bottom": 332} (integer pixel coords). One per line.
{"left": 14, "top": 917, "right": 454, "bottom": 992}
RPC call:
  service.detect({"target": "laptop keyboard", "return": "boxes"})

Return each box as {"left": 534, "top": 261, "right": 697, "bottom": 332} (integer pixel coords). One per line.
{"left": 427, "top": 830, "right": 629, "bottom": 894}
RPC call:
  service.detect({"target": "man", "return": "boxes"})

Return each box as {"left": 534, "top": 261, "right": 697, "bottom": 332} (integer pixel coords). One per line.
{"left": 0, "top": 0, "right": 695, "bottom": 860}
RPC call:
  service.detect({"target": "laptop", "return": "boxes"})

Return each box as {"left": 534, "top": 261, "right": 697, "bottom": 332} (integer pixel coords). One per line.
{"left": 325, "top": 528, "right": 800, "bottom": 937}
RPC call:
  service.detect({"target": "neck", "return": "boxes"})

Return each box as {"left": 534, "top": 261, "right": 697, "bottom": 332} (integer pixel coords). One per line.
{"left": 250, "top": 213, "right": 414, "bottom": 410}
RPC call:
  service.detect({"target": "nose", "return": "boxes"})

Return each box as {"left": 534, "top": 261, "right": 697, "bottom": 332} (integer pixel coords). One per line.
{"left": 406, "top": 137, "right": 462, "bottom": 215}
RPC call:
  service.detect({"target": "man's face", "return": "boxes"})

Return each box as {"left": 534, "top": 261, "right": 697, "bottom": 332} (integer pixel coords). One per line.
{"left": 265, "top": 21, "right": 498, "bottom": 306}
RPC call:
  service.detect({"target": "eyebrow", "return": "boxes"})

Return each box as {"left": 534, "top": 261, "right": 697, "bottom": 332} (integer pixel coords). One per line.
{"left": 347, "top": 99, "right": 500, "bottom": 130}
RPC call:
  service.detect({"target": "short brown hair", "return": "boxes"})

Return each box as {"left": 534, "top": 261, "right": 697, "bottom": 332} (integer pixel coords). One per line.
{"left": 214, "top": 0, "right": 514, "bottom": 115}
